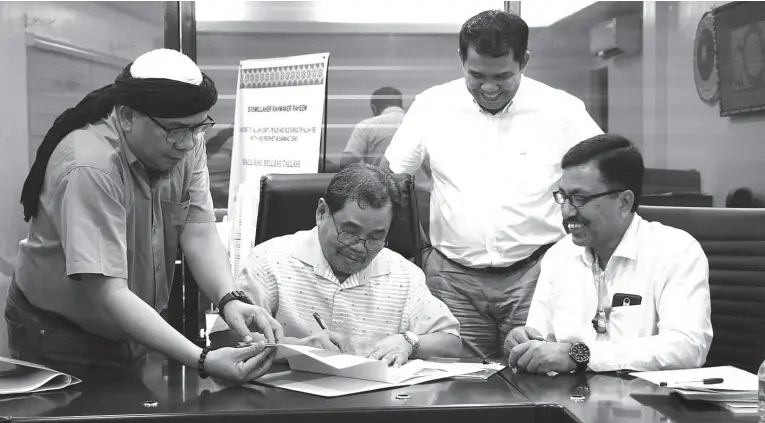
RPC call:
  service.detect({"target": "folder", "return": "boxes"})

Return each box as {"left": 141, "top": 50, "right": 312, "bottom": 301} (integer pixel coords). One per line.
{"left": 246, "top": 344, "right": 477, "bottom": 397}
{"left": 0, "top": 356, "right": 81, "bottom": 395}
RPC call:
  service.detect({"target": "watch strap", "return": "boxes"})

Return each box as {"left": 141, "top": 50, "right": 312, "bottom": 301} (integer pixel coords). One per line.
{"left": 218, "top": 290, "right": 253, "bottom": 315}
{"left": 402, "top": 331, "right": 420, "bottom": 357}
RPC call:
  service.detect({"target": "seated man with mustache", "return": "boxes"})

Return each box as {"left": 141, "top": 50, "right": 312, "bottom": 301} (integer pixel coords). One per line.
{"left": 211, "top": 164, "right": 461, "bottom": 367}
{"left": 506, "top": 134, "right": 712, "bottom": 373}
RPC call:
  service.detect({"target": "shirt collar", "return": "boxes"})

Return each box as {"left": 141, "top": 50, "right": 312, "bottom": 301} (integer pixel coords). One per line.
{"left": 579, "top": 214, "right": 642, "bottom": 267}
{"left": 380, "top": 106, "right": 404, "bottom": 115}
{"left": 289, "top": 227, "right": 390, "bottom": 285}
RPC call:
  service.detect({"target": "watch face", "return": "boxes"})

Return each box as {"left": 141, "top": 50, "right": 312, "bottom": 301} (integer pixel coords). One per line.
{"left": 570, "top": 343, "right": 590, "bottom": 363}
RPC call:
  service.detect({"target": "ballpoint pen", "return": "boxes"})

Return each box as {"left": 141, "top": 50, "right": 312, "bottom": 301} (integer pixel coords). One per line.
{"left": 659, "top": 378, "right": 724, "bottom": 387}
{"left": 462, "top": 339, "right": 514, "bottom": 385}
{"left": 313, "top": 312, "right": 328, "bottom": 330}
{"left": 237, "top": 342, "right": 278, "bottom": 348}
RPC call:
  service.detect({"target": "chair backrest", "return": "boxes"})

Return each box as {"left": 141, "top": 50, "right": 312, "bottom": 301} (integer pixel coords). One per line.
{"left": 638, "top": 206, "right": 765, "bottom": 373}
{"left": 255, "top": 173, "right": 422, "bottom": 267}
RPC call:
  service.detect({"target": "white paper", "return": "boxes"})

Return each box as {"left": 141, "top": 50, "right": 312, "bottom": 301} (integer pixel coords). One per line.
{"left": 630, "top": 366, "right": 757, "bottom": 392}
{"left": 272, "top": 344, "right": 453, "bottom": 384}
{"left": 0, "top": 356, "right": 81, "bottom": 395}
{"left": 250, "top": 365, "right": 468, "bottom": 398}
{"left": 246, "top": 344, "right": 477, "bottom": 397}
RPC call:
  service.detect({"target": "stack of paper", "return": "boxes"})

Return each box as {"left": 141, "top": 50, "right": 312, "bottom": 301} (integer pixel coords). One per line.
{"left": 630, "top": 366, "right": 758, "bottom": 406}
{"left": 719, "top": 402, "right": 759, "bottom": 414}
{"left": 0, "top": 357, "right": 81, "bottom": 395}
{"left": 247, "top": 344, "right": 477, "bottom": 397}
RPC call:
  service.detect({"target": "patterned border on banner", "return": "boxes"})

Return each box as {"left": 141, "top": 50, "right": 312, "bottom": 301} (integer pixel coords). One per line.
{"left": 239, "top": 63, "right": 326, "bottom": 89}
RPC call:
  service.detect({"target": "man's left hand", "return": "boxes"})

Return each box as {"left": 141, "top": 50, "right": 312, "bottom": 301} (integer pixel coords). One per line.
{"left": 366, "top": 334, "right": 413, "bottom": 367}
{"left": 222, "top": 301, "right": 284, "bottom": 344}
{"left": 509, "top": 341, "right": 575, "bottom": 374}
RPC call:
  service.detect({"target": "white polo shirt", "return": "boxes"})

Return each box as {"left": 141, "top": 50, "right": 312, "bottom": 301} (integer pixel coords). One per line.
{"left": 385, "top": 76, "right": 603, "bottom": 268}
{"left": 526, "top": 214, "right": 713, "bottom": 372}
{"left": 211, "top": 228, "right": 460, "bottom": 344}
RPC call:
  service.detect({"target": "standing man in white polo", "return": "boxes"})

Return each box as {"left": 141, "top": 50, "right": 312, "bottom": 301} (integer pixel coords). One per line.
{"left": 383, "top": 10, "right": 603, "bottom": 358}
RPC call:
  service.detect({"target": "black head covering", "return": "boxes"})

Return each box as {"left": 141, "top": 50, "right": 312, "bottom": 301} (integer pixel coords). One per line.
{"left": 20, "top": 60, "right": 217, "bottom": 221}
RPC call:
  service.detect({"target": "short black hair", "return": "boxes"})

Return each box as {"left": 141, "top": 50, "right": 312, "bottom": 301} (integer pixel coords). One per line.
{"left": 459, "top": 10, "right": 529, "bottom": 63}
{"left": 325, "top": 163, "right": 402, "bottom": 218}
{"left": 370, "top": 86, "right": 403, "bottom": 111}
{"left": 561, "top": 134, "right": 644, "bottom": 212}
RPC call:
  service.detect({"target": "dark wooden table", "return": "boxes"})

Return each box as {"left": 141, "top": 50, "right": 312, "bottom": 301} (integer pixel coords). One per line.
{"left": 0, "top": 354, "right": 756, "bottom": 423}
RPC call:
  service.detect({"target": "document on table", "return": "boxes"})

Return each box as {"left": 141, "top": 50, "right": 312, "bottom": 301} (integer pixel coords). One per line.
{"left": 246, "top": 344, "right": 477, "bottom": 397}
{"left": 0, "top": 356, "right": 81, "bottom": 395}
{"left": 629, "top": 366, "right": 757, "bottom": 402}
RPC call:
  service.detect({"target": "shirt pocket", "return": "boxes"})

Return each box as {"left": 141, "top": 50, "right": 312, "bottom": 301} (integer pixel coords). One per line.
{"left": 609, "top": 305, "right": 648, "bottom": 339}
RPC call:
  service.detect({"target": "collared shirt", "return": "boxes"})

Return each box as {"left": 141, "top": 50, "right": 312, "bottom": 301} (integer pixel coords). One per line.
{"left": 211, "top": 227, "right": 460, "bottom": 342}
{"left": 343, "top": 106, "right": 405, "bottom": 167}
{"left": 343, "top": 107, "right": 433, "bottom": 191}
{"left": 384, "top": 76, "right": 603, "bottom": 268}
{"left": 526, "top": 214, "right": 713, "bottom": 372}
{"left": 14, "top": 111, "right": 215, "bottom": 340}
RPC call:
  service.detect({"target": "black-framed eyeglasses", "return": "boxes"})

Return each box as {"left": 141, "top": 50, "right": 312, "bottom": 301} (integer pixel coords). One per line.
{"left": 328, "top": 211, "right": 388, "bottom": 251}
{"left": 146, "top": 115, "right": 216, "bottom": 147}
{"left": 553, "top": 189, "right": 626, "bottom": 208}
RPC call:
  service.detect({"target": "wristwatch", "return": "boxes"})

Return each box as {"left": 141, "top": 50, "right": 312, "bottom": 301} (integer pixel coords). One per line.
{"left": 402, "top": 331, "right": 420, "bottom": 357}
{"left": 218, "top": 290, "right": 254, "bottom": 315}
{"left": 569, "top": 342, "right": 590, "bottom": 373}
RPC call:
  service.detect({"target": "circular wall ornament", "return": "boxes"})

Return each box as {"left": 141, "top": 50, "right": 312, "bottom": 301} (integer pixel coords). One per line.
{"left": 694, "top": 10, "right": 720, "bottom": 104}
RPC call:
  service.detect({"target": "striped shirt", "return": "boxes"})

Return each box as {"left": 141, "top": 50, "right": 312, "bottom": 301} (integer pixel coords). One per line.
{"left": 212, "top": 227, "right": 459, "bottom": 343}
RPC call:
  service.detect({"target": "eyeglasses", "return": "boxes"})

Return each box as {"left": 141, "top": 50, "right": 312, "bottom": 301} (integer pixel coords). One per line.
{"left": 328, "top": 212, "right": 388, "bottom": 251}
{"left": 553, "top": 189, "right": 626, "bottom": 208}
{"left": 146, "top": 115, "right": 216, "bottom": 147}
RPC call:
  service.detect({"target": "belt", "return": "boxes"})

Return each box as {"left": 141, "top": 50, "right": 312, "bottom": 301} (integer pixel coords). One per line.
{"left": 446, "top": 243, "right": 555, "bottom": 275}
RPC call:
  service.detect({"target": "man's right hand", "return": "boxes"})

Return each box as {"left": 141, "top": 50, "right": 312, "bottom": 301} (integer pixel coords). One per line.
{"left": 203, "top": 342, "right": 276, "bottom": 384}
{"left": 285, "top": 330, "right": 350, "bottom": 353}
{"left": 504, "top": 327, "right": 545, "bottom": 353}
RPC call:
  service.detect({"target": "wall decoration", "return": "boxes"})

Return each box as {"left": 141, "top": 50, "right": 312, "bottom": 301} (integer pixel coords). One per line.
{"left": 714, "top": 1, "right": 765, "bottom": 116}
{"left": 694, "top": 10, "right": 720, "bottom": 104}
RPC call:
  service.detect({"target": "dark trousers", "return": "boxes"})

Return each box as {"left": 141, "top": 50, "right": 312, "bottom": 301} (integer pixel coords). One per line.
{"left": 5, "top": 280, "right": 147, "bottom": 383}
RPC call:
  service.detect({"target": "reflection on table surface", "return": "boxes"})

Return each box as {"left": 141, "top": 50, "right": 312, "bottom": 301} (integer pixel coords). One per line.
{"left": 506, "top": 369, "right": 759, "bottom": 423}
{"left": 0, "top": 353, "right": 529, "bottom": 421}
{"left": 0, "top": 353, "right": 757, "bottom": 423}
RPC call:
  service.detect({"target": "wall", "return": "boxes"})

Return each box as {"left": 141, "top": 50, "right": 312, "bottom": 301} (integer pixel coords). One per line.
{"left": 659, "top": 1, "right": 765, "bottom": 206}
{"left": 525, "top": 24, "right": 595, "bottom": 109}
{"left": 197, "top": 31, "right": 466, "bottom": 170}
{"left": 0, "top": 1, "right": 162, "bottom": 357}
{"left": 529, "top": 1, "right": 765, "bottom": 206}
{"left": 0, "top": 7, "right": 30, "bottom": 357}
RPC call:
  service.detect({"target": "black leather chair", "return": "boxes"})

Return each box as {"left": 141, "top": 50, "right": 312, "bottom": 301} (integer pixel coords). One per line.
{"left": 255, "top": 173, "right": 423, "bottom": 267}
{"left": 639, "top": 206, "right": 765, "bottom": 373}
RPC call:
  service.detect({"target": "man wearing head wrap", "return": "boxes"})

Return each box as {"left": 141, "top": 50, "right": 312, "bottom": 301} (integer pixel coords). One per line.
{"left": 8, "top": 49, "right": 283, "bottom": 384}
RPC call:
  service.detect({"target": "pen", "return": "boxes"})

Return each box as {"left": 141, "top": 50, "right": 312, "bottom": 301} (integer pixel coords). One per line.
{"left": 313, "top": 312, "right": 328, "bottom": 330}
{"left": 659, "top": 378, "right": 724, "bottom": 387}
{"left": 237, "top": 342, "right": 278, "bottom": 349}
{"left": 463, "top": 339, "right": 491, "bottom": 365}
{"left": 462, "top": 339, "right": 514, "bottom": 386}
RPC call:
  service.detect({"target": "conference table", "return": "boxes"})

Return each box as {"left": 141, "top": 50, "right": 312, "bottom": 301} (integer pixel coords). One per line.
{"left": 0, "top": 353, "right": 756, "bottom": 423}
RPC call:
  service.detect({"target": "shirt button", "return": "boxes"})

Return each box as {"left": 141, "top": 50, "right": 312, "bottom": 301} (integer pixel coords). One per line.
{"left": 156, "top": 264, "right": 161, "bottom": 271}
{"left": 153, "top": 226, "right": 157, "bottom": 234}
